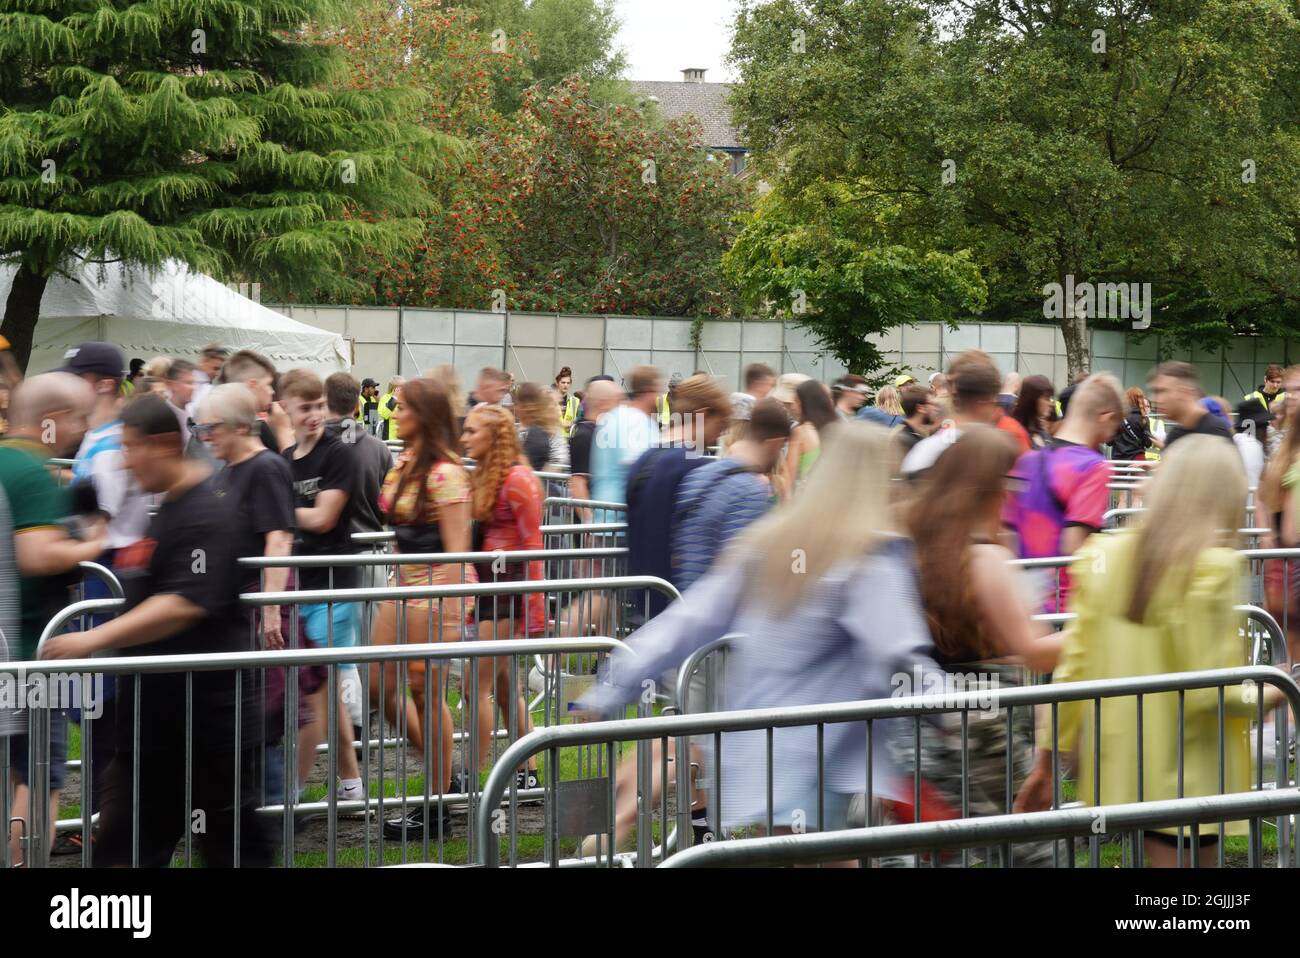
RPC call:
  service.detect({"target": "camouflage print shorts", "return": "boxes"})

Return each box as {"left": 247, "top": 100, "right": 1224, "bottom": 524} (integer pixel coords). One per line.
{"left": 877, "top": 663, "right": 1058, "bottom": 868}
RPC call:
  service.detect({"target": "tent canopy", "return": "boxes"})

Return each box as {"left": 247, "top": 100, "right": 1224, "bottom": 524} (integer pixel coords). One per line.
{"left": 2, "top": 259, "right": 349, "bottom": 374}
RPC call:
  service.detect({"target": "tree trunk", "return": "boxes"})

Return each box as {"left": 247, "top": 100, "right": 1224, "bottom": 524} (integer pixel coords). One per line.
{"left": 1, "top": 262, "right": 49, "bottom": 373}
{"left": 1061, "top": 304, "right": 1091, "bottom": 382}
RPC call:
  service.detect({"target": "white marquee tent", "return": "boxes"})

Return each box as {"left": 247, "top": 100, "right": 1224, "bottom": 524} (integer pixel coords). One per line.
{"left": 1, "top": 259, "right": 350, "bottom": 374}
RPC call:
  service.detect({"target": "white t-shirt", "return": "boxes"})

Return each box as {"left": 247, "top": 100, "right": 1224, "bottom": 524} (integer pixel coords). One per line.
{"left": 73, "top": 421, "right": 155, "bottom": 549}
{"left": 185, "top": 370, "right": 212, "bottom": 423}
{"left": 1234, "top": 432, "right": 1264, "bottom": 491}
{"left": 900, "top": 424, "right": 962, "bottom": 476}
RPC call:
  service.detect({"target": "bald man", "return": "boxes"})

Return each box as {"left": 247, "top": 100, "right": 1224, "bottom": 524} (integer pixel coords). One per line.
{"left": 569, "top": 378, "right": 622, "bottom": 506}
{"left": 3, "top": 372, "right": 108, "bottom": 865}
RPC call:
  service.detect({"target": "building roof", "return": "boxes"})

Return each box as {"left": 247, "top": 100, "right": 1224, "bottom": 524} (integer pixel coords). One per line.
{"left": 628, "top": 78, "right": 744, "bottom": 152}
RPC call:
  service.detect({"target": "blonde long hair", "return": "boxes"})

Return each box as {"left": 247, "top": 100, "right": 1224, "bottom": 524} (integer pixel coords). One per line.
{"left": 732, "top": 421, "right": 899, "bottom": 617}
{"left": 514, "top": 382, "right": 563, "bottom": 436}
{"left": 425, "top": 364, "right": 465, "bottom": 420}
{"left": 1125, "top": 434, "right": 1245, "bottom": 624}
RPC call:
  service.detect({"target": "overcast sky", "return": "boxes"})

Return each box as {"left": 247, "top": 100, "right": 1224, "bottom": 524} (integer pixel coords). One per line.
{"left": 613, "top": 0, "right": 741, "bottom": 82}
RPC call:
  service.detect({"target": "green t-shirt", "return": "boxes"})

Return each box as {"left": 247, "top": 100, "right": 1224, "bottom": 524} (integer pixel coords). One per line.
{"left": 1285, "top": 461, "right": 1300, "bottom": 528}
{"left": 0, "top": 440, "right": 70, "bottom": 659}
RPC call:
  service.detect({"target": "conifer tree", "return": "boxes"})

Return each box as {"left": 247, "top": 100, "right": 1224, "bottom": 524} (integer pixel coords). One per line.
{"left": 0, "top": 0, "right": 458, "bottom": 368}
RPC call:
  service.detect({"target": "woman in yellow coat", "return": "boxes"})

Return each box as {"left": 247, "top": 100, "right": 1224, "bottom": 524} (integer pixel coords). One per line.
{"left": 1016, "top": 434, "right": 1276, "bottom": 867}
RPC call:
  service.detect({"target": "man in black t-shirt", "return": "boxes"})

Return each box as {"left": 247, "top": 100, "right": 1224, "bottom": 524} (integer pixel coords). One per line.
{"left": 1149, "top": 361, "right": 1234, "bottom": 450}
{"left": 41, "top": 394, "right": 275, "bottom": 867}
{"left": 279, "top": 369, "right": 364, "bottom": 801}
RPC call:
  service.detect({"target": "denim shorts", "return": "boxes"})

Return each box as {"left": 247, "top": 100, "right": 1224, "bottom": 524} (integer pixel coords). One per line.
{"left": 7, "top": 710, "right": 69, "bottom": 790}
{"left": 302, "top": 602, "right": 360, "bottom": 673}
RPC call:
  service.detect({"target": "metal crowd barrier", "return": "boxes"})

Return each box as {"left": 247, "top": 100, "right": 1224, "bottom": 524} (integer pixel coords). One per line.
{"left": 475, "top": 665, "right": 1300, "bottom": 868}
{"left": 77, "top": 561, "right": 124, "bottom": 601}
{"left": 1013, "top": 546, "right": 1297, "bottom": 617}
{"left": 542, "top": 497, "right": 627, "bottom": 528}
{"left": 11, "top": 629, "right": 635, "bottom": 869}
{"left": 1106, "top": 483, "right": 1145, "bottom": 511}
{"left": 10, "top": 575, "right": 679, "bottom": 869}
{"left": 1243, "top": 547, "right": 1300, "bottom": 635}
{"left": 660, "top": 790, "right": 1300, "bottom": 868}
{"left": 46, "top": 458, "right": 76, "bottom": 487}
{"left": 52, "top": 548, "right": 634, "bottom": 780}
{"left": 352, "top": 524, "right": 628, "bottom": 552}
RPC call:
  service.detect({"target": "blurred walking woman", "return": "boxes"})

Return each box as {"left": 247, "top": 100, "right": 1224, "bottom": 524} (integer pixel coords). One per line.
{"left": 462, "top": 404, "right": 545, "bottom": 787}
{"left": 782, "top": 379, "right": 838, "bottom": 495}
{"left": 579, "top": 422, "right": 941, "bottom": 837}
{"left": 903, "top": 427, "right": 1062, "bottom": 865}
{"left": 1017, "top": 436, "right": 1268, "bottom": 867}
{"left": 1259, "top": 365, "right": 1300, "bottom": 663}
{"left": 1010, "top": 375, "right": 1056, "bottom": 449}
{"left": 372, "top": 378, "right": 474, "bottom": 835}
{"left": 514, "top": 382, "right": 570, "bottom": 474}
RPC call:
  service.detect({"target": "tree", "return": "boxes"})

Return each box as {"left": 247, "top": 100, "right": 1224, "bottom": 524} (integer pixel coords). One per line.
{"left": 479, "top": 78, "right": 749, "bottom": 316}
{"left": 0, "top": 0, "right": 457, "bottom": 369}
{"left": 459, "top": 0, "right": 628, "bottom": 111}
{"left": 729, "top": 0, "right": 1300, "bottom": 377}
{"left": 321, "top": 25, "right": 749, "bottom": 321}
{"left": 725, "top": 179, "right": 986, "bottom": 377}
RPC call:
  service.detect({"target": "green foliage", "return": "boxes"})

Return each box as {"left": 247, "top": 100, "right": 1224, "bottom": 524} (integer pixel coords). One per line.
{"left": 0, "top": 0, "right": 459, "bottom": 365}
{"left": 315, "top": 2, "right": 747, "bottom": 319}
{"left": 449, "top": 0, "right": 627, "bottom": 113}
{"left": 728, "top": 0, "right": 1300, "bottom": 376}
{"left": 725, "top": 180, "right": 985, "bottom": 375}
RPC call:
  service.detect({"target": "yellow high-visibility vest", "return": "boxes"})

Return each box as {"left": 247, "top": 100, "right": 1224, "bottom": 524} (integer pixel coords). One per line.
{"left": 1245, "top": 389, "right": 1285, "bottom": 413}
{"left": 561, "top": 394, "right": 579, "bottom": 433}
{"left": 378, "top": 391, "right": 399, "bottom": 441}
{"left": 1147, "top": 416, "right": 1162, "bottom": 462}
{"left": 656, "top": 394, "right": 671, "bottom": 426}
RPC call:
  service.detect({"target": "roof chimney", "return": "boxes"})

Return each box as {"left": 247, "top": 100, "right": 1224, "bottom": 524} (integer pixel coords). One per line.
{"left": 682, "top": 68, "right": 707, "bottom": 83}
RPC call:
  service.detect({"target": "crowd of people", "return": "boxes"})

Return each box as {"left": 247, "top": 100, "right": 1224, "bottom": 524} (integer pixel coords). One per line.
{"left": 0, "top": 339, "right": 1291, "bottom": 867}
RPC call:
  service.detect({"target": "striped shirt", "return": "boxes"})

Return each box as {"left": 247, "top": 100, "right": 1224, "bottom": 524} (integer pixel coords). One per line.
{"left": 583, "top": 537, "right": 941, "bottom": 827}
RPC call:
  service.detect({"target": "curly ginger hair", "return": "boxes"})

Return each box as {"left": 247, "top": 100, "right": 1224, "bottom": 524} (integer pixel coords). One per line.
{"left": 468, "top": 404, "right": 537, "bottom": 522}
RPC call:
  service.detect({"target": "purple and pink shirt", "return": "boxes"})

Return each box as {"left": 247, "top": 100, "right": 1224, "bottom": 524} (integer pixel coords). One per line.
{"left": 1003, "top": 440, "right": 1109, "bottom": 611}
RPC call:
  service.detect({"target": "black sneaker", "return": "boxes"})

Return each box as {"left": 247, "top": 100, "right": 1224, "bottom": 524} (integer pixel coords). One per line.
{"left": 382, "top": 802, "right": 453, "bottom": 840}
{"left": 513, "top": 768, "right": 543, "bottom": 805}
{"left": 515, "top": 768, "right": 541, "bottom": 791}
{"left": 691, "top": 813, "right": 715, "bottom": 845}
{"left": 51, "top": 831, "right": 87, "bottom": 857}
{"left": 450, "top": 768, "right": 472, "bottom": 795}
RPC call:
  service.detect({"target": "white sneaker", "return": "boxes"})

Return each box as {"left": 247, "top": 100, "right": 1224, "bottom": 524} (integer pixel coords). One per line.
{"left": 335, "top": 780, "right": 368, "bottom": 819}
